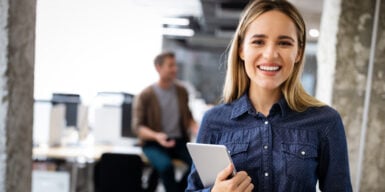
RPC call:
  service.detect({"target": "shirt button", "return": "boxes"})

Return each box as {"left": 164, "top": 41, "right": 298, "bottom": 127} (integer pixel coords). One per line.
{"left": 263, "top": 145, "right": 268, "bottom": 150}
{"left": 264, "top": 121, "right": 268, "bottom": 125}
{"left": 264, "top": 172, "right": 269, "bottom": 177}
{"left": 301, "top": 151, "right": 306, "bottom": 156}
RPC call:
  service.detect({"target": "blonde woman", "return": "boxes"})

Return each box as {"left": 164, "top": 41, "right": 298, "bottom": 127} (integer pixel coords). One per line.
{"left": 186, "top": 0, "right": 352, "bottom": 191}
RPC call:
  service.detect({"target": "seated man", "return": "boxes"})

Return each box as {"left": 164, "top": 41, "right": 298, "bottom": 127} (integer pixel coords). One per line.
{"left": 132, "top": 51, "right": 197, "bottom": 192}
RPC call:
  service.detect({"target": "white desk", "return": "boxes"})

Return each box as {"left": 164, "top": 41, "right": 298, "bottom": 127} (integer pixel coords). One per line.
{"left": 33, "top": 144, "right": 144, "bottom": 162}
{"left": 33, "top": 144, "right": 145, "bottom": 192}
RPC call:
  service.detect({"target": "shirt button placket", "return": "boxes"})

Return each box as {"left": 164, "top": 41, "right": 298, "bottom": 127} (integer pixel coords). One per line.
{"left": 261, "top": 119, "right": 271, "bottom": 191}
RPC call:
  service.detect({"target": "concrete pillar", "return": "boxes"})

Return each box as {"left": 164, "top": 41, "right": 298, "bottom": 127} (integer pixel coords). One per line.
{"left": 317, "top": 0, "right": 385, "bottom": 191}
{"left": 0, "top": 0, "right": 36, "bottom": 191}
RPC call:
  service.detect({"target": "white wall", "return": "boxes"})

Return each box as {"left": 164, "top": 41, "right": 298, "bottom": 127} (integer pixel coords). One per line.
{"left": 34, "top": 0, "right": 163, "bottom": 103}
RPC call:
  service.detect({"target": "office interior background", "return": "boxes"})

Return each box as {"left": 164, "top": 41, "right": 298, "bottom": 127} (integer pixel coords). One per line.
{"left": 0, "top": 0, "right": 384, "bottom": 192}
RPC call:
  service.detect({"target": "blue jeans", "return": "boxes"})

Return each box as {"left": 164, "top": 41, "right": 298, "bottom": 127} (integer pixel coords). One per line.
{"left": 143, "top": 138, "right": 192, "bottom": 192}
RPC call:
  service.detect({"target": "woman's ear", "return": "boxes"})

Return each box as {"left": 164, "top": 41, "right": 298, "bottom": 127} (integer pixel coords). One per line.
{"left": 295, "top": 48, "right": 303, "bottom": 63}
{"left": 239, "top": 46, "right": 244, "bottom": 61}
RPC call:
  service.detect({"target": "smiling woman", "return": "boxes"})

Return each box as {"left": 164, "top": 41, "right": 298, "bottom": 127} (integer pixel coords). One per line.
{"left": 239, "top": 10, "right": 301, "bottom": 105}
{"left": 34, "top": 0, "right": 163, "bottom": 102}
{"left": 186, "top": 1, "right": 352, "bottom": 192}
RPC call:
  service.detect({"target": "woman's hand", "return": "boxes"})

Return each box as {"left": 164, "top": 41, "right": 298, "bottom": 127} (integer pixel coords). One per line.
{"left": 211, "top": 164, "right": 254, "bottom": 192}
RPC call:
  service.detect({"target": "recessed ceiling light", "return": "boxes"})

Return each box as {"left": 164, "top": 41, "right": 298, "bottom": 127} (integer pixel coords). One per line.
{"left": 162, "top": 18, "right": 190, "bottom": 26}
{"left": 162, "top": 28, "right": 194, "bottom": 37}
{"left": 309, "top": 28, "right": 320, "bottom": 38}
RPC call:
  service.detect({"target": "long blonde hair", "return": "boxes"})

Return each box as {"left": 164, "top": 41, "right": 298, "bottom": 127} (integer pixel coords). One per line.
{"left": 222, "top": 0, "right": 324, "bottom": 112}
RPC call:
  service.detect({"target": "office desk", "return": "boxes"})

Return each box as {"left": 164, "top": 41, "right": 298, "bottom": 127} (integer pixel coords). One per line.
{"left": 33, "top": 144, "right": 144, "bottom": 162}
{"left": 33, "top": 144, "right": 145, "bottom": 192}
{"left": 33, "top": 143, "right": 187, "bottom": 192}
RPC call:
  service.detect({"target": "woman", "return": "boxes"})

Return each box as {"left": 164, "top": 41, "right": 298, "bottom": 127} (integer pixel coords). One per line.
{"left": 186, "top": 0, "right": 352, "bottom": 192}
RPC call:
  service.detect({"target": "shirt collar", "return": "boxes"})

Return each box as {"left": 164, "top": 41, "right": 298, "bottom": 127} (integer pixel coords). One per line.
{"left": 230, "top": 93, "right": 290, "bottom": 119}
{"left": 273, "top": 97, "right": 290, "bottom": 117}
{"left": 230, "top": 94, "right": 251, "bottom": 119}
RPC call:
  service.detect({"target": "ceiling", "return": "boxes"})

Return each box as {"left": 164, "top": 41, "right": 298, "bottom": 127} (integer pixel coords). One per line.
{"left": 157, "top": 0, "right": 324, "bottom": 48}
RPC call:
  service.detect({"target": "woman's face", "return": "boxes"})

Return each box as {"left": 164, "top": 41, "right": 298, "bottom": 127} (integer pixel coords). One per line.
{"left": 239, "top": 10, "right": 301, "bottom": 91}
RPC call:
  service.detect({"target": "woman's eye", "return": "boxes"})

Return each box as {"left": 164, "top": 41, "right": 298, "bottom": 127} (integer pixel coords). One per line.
{"left": 252, "top": 40, "right": 264, "bottom": 45}
{"left": 278, "top": 41, "right": 293, "bottom": 46}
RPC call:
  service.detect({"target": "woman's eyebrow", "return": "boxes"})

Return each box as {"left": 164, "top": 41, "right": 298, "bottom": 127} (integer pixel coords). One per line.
{"left": 251, "top": 34, "right": 295, "bottom": 42}
{"left": 278, "top": 35, "right": 295, "bottom": 42}
{"left": 251, "top": 34, "right": 267, "bottom": 38}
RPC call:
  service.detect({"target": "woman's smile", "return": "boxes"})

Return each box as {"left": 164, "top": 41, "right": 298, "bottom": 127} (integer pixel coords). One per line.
{"left": 257, "top": 63, "right": 282, "bottom": 76}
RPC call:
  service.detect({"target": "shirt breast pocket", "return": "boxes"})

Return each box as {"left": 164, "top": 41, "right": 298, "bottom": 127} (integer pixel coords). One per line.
{"left": 224, "top": 143, "right": 249, "bottom": 170}
{"left": 282, "top": 143, "right": 318, "bottom": 179}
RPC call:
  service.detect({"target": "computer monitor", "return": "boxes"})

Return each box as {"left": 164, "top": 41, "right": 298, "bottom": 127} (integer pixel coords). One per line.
{"left": 51, "top": 93, "right": 81, "bottom": 128}
{"left": 49, "top": 104, "right": 66, "bottom": 146}
{"left": 77, "top": 104, "right": 89, "bottom": 140}
{"left": 121, "top": 93, "right": 135, "bottom": 138}
{"left": 91, "top": 92, "right": 137, "bottom": 145}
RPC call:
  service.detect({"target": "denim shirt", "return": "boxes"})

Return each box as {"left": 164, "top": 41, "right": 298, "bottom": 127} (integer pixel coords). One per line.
{"left": 186, "top": 94, "right": 352, "bottom": 192}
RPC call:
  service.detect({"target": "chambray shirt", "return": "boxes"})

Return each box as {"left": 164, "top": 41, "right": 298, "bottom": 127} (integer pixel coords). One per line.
{"left": 186, "top": 93, "right": 352, "bottom": 192}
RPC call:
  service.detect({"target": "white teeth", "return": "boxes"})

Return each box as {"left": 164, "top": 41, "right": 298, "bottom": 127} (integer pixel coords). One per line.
{"left": 259, "top": 66, "right": 280, "bottom": 71}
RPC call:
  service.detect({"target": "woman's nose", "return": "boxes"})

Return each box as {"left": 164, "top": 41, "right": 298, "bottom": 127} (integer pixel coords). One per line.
{"left": 262, "top": 44, "right": 278, "bottom": 60}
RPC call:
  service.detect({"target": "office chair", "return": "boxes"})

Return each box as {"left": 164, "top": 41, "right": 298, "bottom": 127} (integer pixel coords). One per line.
{"left": 94, "top": 153, "right": 144, "bottom": 192}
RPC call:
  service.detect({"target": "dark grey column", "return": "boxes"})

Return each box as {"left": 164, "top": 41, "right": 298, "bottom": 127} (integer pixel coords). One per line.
{"left": 317, "top": 0, "right": 385, "bottom": 191}
{"left": 0, "top": 0, "right": 36, "bottom": 191}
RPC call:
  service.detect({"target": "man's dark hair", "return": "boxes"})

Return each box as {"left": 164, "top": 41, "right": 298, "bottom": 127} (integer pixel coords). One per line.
{"left": 154, "top": 51, "right": 175, "bottom": 66}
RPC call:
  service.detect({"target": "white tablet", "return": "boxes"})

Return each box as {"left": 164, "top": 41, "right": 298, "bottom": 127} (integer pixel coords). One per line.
{"left": 186, "top": 142, "right": 236, "bottom": 187}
